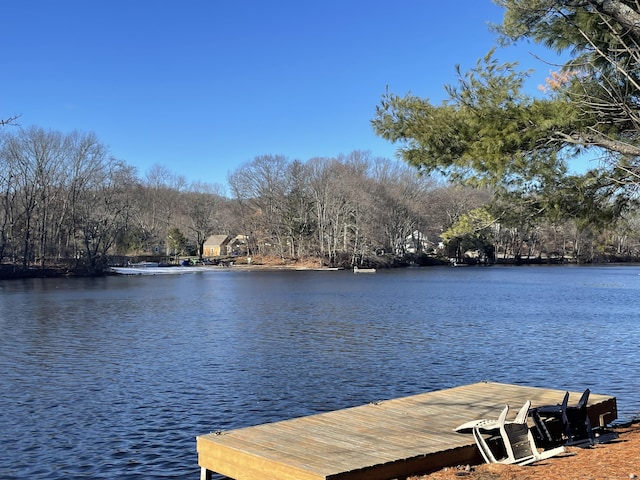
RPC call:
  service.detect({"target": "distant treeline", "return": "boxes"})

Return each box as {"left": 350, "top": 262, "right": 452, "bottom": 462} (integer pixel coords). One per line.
{"left": 2, "top": 127, "right": 640, "bottom": 276}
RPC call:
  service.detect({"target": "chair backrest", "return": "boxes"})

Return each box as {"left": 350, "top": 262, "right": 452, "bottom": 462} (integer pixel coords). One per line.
{"left": 565, "top": 388, "right": 593, "bottom": 444}
{"left": 496, "top": 404, "right": 510, "bottom": 425}
{"left": 576, "top": 388, "right": 590, "bottom": 409}
{"left": 501, "top": 401, "right": 536, "bottom": 463}
{"left": 560, "top": 391, "right": 570, "bottom": 424}
{"left": 502, "top": 422, "right": 535, "bottom": 461}
{"left": 514, "top": 400, "right": 531, "bottom": 424}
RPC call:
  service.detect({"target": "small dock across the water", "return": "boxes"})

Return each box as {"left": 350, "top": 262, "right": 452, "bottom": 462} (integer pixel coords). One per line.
{"left": 196, "top": 382, "right": 617, "bottom": 480}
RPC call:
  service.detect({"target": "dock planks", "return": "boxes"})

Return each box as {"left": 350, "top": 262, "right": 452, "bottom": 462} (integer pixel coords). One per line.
{"left": 196, "top": 382, "right": 617, "bottom": 480}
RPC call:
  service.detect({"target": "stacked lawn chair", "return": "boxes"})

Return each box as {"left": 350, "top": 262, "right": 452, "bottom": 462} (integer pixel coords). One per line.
{"left": 530, "top": 389, "right": 618, "bottom": 448}
{"left": 455, "top": 401, "right": 565, "bottom": 466}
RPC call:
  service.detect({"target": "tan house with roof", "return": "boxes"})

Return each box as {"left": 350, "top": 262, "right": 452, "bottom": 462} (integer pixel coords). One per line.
{"left": 203, "top": 234, "right": 231, "bottom": 257}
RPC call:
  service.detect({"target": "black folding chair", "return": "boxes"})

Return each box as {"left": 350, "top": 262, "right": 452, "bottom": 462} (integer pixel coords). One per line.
{"left": 531, "top": 389, "right": 594, "bottom": 447}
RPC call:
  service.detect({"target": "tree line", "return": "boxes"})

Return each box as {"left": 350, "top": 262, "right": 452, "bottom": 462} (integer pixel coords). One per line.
{"left": 2, "top": 126, "right": 640, "bottom": 276}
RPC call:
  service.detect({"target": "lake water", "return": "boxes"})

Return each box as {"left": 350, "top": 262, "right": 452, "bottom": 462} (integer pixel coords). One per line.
{"left": 1, "top": 265, "right": 638, "bottom": 479}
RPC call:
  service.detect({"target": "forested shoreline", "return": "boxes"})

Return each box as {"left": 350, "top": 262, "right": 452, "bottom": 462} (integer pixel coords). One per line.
{"left": 2, "top": 127, "right": 640, "bottom": 280}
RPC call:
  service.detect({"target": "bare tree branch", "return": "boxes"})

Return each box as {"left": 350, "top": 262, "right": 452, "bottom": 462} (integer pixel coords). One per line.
{"left": 0, "top": 114, "right": 20, "bottom": 126}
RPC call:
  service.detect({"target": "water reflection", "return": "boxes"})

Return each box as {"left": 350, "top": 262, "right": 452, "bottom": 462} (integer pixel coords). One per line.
{"left": 0, "top": 265, "right": 638, "bottom": 479}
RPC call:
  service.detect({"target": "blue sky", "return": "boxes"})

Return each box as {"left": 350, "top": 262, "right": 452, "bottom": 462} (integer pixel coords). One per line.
{"left": 2, "top": 1, "right": 560, "bottom": 187}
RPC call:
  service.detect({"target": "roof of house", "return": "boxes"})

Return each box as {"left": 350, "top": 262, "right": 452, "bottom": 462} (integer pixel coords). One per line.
{"left": 203, "top": 234, "right": 231, "bottom": 246}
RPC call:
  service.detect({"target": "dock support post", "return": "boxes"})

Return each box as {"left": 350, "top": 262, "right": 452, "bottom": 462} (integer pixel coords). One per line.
{"left": 200, "top": 467, "right": 212, "bottom": 480}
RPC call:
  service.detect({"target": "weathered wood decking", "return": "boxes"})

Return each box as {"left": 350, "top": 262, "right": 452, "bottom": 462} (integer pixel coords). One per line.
{"left": 196, "top": 382, "right": 617, "bottom": 480}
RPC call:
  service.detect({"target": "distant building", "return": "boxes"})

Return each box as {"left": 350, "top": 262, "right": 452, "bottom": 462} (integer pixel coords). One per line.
{"left": 203, "top": 235, "right": 231, "bottom": 257}
{"left": 404, "top": 230, "right": 431, "bottom": 254}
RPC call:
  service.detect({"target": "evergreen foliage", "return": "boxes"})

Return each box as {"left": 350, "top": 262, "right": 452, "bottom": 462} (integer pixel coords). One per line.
{"left": 372, "top": 0, "right": 640, "bottom": 248}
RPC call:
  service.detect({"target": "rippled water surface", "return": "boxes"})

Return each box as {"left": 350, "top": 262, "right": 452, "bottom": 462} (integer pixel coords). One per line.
{"left": 1, "top": 265, "right": 639, "bottom": 479}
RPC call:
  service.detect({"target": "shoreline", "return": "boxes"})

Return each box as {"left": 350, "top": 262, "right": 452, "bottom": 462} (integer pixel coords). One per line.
{"left": 3, "top": 257, "right": 640, "bottom": 280}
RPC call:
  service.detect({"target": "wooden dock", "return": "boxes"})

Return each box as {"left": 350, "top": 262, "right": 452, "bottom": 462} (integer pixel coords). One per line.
{"left": 196, "top": 382, "right": 617, "bottom": 480}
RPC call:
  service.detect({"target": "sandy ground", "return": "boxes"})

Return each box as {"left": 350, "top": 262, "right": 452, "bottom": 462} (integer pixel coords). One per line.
{"left": 410, "top": 423, "right": 640, "bottom": 480}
